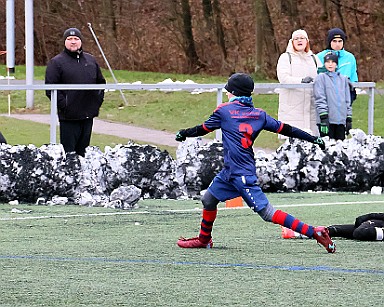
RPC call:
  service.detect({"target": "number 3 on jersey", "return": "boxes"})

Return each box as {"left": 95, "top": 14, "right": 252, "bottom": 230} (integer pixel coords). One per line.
{"left": 239, "top": 123, "right": 253, "bottom": 148}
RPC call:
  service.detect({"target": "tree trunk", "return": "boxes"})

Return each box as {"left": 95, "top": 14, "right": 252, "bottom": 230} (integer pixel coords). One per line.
{"left": 263, "top": 0, "right": 280, "bottom": 71}
{"left": 254, "top": 0, "right": 264, "bottom": 73}
{"left": 181, "top": 0, "right": 204, "bottom": 72}
{"left": 212, "top": 0, "right": 227, "bottom": 59}
{"left": 202, "top": 0, "right": 213, "bottom": 26}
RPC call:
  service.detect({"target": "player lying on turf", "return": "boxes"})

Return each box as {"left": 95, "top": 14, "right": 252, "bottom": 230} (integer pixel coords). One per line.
{"left": 282, "top": 212, "right": 384, "bottom": 241}
{"left": 175, "top": 72, "right": 336, "bottom": 253}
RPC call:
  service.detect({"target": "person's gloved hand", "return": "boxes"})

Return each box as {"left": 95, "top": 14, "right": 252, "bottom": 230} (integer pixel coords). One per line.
{"left": 313, "top": 137, "right": 325, "bottom": 150}
{"left": 175, "top": 130, "right": 187, "bottom": 142}
{"left": 346, "top": 116, "right": 352, "bottom": 135}
{"left": 319, "top": 113, "right": 329, "bottom": 136}
{"left": 301, "top": 76, "right": 314, "bottom": 83}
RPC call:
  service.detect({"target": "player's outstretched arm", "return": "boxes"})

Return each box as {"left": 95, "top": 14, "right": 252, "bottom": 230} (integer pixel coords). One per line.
{"left": 175, "top": 125, "right": 210, "bottom": 142}
{"left": 279, "top": 123, "right": 325, "bottom": 150}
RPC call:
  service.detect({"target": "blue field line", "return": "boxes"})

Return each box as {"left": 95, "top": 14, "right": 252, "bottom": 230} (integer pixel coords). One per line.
{"left": 1, "top": 254, "right": 383, "bottom": 276}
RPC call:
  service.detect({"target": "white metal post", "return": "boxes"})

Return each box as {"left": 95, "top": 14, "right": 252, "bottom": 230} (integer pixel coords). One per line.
{"left": 6, "top": 0, "right": 15, "bottom": 73}
{"left": 367, "top": 87, "right": 375, "bottom": 135}
{"left": 25, "top": 0, "right": 34, "bottom": 108}
{"left": 50, "top": 90, "right": 57, "bottom": 144}
{"left": 215, "top": 88, "right": 223, "bottom": 141}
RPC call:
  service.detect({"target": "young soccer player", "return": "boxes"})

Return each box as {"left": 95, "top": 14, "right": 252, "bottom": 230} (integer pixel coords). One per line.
{"left": 175, "top": 72, "right": 336, "bottom": 253}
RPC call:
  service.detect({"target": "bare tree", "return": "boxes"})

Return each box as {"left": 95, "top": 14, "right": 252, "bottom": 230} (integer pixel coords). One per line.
{"left": 0, "top": 0, "right": 382, "bottom": 80}
{"left": 163, "top": 0, "right": 205, "bottom": 73}
{"left": 202, "top": 0, "right": 213, "bottom": 26}
{"left": 211, "top": 0, "right": 227, "bottom": 59}
{"left": 263, "top": 0, "right": 280, "bottom": 74}
{"left": 254, "top": 0, "right": 264, "bottom": 74}
{"left": 180, "top": 0, "right": 205, "bottom": 72}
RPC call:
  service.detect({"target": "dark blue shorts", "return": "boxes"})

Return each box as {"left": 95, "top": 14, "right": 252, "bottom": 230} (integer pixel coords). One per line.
{"left": 207, "top": 170, "right": 269, "bottom": 212}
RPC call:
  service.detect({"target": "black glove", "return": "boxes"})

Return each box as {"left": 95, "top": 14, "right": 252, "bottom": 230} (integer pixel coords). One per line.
{"left": 346, "top": 116, "right": 352, "bottom": 135}
{"left": 313, "top": 137, "right": 325, "bottom": 150}
{"left": 301, "top": 76, "right": 314, "bottom": 83}
{"left": 319, "top": 113, "right": 329, "bottom": 136}
{"left": 175, "top": 130, "right": 187, "bottom": 142}
{"left": 349, "top": 81, "right": 357, "bottom": 104}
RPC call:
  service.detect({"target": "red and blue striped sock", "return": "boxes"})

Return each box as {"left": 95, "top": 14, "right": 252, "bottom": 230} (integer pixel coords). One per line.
{"left": 272, "top": 209, "right": 314, "bottom": 237}
{"left": 199, "top": 209, "right": 217, "bottom": 243}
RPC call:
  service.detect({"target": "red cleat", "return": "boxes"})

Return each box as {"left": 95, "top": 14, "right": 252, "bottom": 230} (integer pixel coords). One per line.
{"left": 313, "top": 226, "right": 336, "bottom": 253}
{"left": 177, "top": 237, "right": 213, "bottom": 249}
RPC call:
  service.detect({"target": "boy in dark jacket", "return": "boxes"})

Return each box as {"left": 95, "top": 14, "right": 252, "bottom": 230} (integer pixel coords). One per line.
{"left": 45, "top": 28, "right": 106, "bottom": 156}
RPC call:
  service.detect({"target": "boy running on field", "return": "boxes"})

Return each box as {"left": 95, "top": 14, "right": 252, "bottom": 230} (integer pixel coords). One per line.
{"left": 175, "top": 72, "right": 336, "bottom": 253}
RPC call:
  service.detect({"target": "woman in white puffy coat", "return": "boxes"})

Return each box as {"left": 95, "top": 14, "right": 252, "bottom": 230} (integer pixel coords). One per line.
{"left": 276, "top": 29, "right": 321, "bottom": 138}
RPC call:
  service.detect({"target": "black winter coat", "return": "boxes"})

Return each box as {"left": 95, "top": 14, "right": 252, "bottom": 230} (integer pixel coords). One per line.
{"left": 45, "top": 48, "right": 106, "bottom": 121}
{"left": 0, "top": 131, "right": 6, "bottom": 144}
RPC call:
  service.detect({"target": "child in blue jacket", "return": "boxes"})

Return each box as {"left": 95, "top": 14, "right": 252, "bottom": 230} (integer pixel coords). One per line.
{"left": 314, "top": 52, "right": 352, "bottom": 140}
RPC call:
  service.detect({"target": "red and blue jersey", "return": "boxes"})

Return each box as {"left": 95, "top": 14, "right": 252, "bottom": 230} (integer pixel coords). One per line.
{"left": 202, "top": 96, "right": 283, "bottom": 177}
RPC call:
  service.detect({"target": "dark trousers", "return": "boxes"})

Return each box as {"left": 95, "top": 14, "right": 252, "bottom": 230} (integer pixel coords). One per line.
{"left": 328, "top": 220, "right": 384, "bottom": 241}
{"left": 59, "top": 118, "right": 93, "bottom": 156}
{"left": 318, "top": 124, "right": 345, "bottom": 140}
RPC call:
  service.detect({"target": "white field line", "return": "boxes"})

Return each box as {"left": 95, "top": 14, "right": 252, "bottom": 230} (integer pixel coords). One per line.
{"left": 0, "top": 211, "right": 150, "bottom": 221}
{"left": 1, "top": 200, "right": 384, "bottom": 221}
{"left": 165, "top": 200, "right": 384, "bottom": 212}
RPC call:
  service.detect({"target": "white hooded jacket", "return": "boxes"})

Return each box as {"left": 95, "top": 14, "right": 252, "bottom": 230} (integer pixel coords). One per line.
{"left": 276, "top": 39, "right": 321, "bottom": 136}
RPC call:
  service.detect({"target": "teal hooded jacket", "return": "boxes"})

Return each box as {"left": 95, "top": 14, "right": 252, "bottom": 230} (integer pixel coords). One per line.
{"left": 317, "top": 49, "right": 358, "bottom": 82}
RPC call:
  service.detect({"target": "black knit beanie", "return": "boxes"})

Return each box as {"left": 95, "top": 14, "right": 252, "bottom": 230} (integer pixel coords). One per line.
{"left": 63, "top": 28, "right": 83, "bottom": 42}
{"left": 324, "top": 52, "right": 338, "bottom": 65}
{"left": 327, "top": 28, "right": 346, "bottom": 49}
{"left": 224, "top": 73, "right": 254, "bottom": 97}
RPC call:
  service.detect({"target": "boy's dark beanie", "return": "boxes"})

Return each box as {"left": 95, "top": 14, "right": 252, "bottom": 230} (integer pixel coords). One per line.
{"left": 327, "top": 28, "right": 346, "bottom": 49}
{"left": 224, "top": 73, "right": 254, "bottom": 97}
{"left": 324, "top": 52, "right": 338, "bottom": 65}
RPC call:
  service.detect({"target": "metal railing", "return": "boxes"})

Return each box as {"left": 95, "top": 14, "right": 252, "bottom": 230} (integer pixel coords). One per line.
{"left": 0, "top": 82, "right": 376, "bottom": 143}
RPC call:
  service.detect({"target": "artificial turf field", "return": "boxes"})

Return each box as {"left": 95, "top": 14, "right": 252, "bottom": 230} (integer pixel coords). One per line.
{"left": 1, "top": 192, "right": 383, "bottom": 306}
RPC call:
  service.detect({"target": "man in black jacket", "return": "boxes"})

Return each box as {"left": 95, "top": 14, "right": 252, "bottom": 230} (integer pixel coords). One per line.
{"left": 0, "top": 132, "right": 6, "bottom": 144}
{"left": 45, "top": 27, "right": 106, "bottom": 156}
